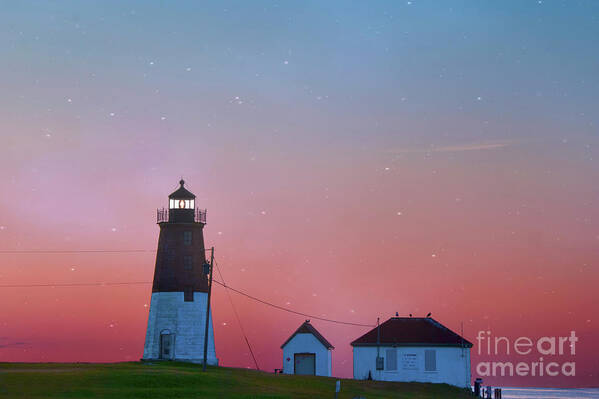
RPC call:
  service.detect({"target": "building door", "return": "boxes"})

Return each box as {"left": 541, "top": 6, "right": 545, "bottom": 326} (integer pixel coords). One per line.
{"left": 160, "top": 333, "right": 174, "bottom": 360}
{"left": 294, "top": 353, "right": 316, "bottom": 375}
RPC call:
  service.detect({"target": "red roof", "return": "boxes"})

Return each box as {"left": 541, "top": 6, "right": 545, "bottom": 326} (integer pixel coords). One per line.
{"left": 281, "top": 320, "right": 334, "bottom": 350}
{"left": 351, "top": 317, "right": 473, "bottom": 348}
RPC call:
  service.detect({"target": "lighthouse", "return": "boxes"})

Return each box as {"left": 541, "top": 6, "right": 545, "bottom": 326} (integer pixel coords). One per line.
{"left": 142, "top": 180, "right": 218, "bottom": 365}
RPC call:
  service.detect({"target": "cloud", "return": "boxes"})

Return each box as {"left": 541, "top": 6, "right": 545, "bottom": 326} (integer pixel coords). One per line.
{"left": 432, "top": 141, "right": 513, "bottom": 152}
{"left": 387, "top": 140, "right": 515, "bottom": 154}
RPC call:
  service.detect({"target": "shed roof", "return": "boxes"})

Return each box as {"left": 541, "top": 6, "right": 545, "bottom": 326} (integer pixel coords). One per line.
{"left": 281, "top": 320, "right": 334, "bottom": 350}
{"left": 350, "top": 317, "right": 473, "bottom": 348}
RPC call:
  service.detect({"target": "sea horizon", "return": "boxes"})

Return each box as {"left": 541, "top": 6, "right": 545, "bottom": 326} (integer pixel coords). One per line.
{"left": 497, "top": 387, "right": 599, "bottom": 399}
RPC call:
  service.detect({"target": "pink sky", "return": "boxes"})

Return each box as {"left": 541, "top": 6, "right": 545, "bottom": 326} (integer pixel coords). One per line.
{"left": 1, "top": 1, "right": 598, "bottom": 388}
{"left": 1, "top": 139, "right": 597, "bottom": 387}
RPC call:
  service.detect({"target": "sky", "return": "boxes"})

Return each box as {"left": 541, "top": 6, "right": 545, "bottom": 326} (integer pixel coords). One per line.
{"left": 0, "top": 0, "right": 598, "bottom": 388}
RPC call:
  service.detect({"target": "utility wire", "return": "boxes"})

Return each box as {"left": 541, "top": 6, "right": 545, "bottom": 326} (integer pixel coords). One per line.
{"left": 211, "top": 279, "right": 375, "bottom": 328}
{"left": 0, "top": 272, "right": 374, "bottom": 327}
{"left": 0, "top": 281, "right": 151, "bottom": 288}
{"left": 0, "top": 249, "right": 216, "bottom": 254}
{"left": 0, "top": 249, "right": 156, "bottom": 254}
{"left": 214, "top": 260, "right": 260, "bottom": 371}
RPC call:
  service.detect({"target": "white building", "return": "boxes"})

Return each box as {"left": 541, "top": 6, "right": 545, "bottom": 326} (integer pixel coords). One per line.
{"left": 351, "top": 317, "right": 472, "bottom": 388}
{"left": 281, "top": 320, "right": 334, "bottom": 376}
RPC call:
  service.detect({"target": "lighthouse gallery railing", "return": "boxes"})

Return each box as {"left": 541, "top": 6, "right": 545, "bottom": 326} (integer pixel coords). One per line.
{"left": 157, "top": 208, "right": 207, "bottom": 224}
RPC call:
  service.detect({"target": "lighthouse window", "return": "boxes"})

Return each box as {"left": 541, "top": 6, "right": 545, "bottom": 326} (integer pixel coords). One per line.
{"left": 183, "top": 231, "right": 192, "bottom": 245}
{"left": 184, "top": 286, "right": 193, "bottom": 302}
{"left": 169, "top": 199, "right": 195, "bottom": 209}
{"left": 184, "top": 255, "right": 193, "bottom": 270}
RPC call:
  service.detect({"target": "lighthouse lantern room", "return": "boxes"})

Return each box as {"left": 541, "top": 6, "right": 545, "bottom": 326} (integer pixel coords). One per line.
{"left": 142, "top": 180, "right": 217, "bottom": 365}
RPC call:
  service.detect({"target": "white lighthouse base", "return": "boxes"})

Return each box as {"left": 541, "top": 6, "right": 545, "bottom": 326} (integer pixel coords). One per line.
{"left": 142, "top": 292, "right": 218, "bottom": 365}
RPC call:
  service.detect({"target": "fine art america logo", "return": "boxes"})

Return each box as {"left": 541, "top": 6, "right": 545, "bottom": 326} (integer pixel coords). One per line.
{"left": 475, "top": 331, "right": 578, "bottom": 377}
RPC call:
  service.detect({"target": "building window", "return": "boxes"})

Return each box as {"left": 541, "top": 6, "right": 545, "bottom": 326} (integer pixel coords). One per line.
{"left": 184, "top": 255, "right": 193, "bottom": 270}
{"left": 183, "top": 231, "right": 192, "bottom": 245}
{"left": 184, "top": 286, "right": 194, "bottom": 302}
{"left": 425, "top": 349, "right": 437, "bottom": 371}
{"left": 385, "top": 349, "right": 397, "bottom": 371}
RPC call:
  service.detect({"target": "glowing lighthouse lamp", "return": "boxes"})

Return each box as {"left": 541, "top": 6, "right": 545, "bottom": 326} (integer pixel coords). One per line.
{"left": 169, "top": 195, "right": 194, "bottom": 210}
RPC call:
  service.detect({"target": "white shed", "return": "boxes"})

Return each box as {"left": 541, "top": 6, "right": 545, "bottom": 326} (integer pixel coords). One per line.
{"left": 351, "top": 317, "right": 472, "bottom": 388}
{"left": 281, "top": 320, "right": 334, "bottom": 376}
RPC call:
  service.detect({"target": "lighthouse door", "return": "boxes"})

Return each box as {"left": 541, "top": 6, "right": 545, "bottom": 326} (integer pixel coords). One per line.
{"left": 160, "top": 333, "right": 174, "bottom": 360}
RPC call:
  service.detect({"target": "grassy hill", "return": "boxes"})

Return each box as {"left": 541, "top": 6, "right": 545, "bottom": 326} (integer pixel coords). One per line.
{"left": 0, "top": 362, "right": 473, "bottom": 398}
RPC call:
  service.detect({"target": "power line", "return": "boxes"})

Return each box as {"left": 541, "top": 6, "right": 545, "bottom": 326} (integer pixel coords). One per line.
{"left": 214, "top": 260, "right": 260, "bottom": 371}
{"left": 211, "top": 279, "right": 375, "bottom": 328}
{"left": 0, "top": 249, "right": 156, "bottom": 254}
{"left": 0, "top": 281, "right": 151, "bottom": 288}
{"left": 0, "top": 276, "right": 374, "bottom": 327}
{"left": 0, "top": 248, "right": 213, "bottom": 254}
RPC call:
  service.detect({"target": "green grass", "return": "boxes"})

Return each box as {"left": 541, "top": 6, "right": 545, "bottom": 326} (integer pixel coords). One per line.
{"left": 0, "top": 362, "right": 473, "bottom": 398}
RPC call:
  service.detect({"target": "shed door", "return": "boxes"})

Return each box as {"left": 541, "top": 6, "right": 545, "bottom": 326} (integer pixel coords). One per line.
{"left": 294, "top": 353, "right": 316, "bottom": 375}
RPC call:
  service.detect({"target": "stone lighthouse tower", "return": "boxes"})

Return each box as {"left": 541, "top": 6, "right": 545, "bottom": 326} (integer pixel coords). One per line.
{"left": 142, "top": 180, "right": 218, "bottom": 365}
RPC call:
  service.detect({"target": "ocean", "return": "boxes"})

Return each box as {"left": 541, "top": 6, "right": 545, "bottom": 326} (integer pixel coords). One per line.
{"left": 501, "top": 388, "right": 599, "bottom": 398}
